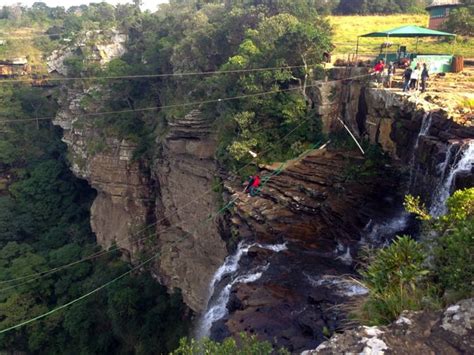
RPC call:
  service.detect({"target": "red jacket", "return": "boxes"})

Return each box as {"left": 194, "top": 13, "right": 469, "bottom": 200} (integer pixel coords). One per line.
{"left": 374, "top": 63, "right": 384, "bottom": 73}
{"left": 251, "top": 175, "right": 261, "bottom": 187}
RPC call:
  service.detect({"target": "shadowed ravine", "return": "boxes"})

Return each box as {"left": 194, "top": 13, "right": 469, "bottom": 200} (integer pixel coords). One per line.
{"left": 197, "top": 134, "right": 473, "bottom": 352}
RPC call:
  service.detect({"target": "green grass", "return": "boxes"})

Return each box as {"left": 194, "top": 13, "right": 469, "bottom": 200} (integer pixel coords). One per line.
{"left": 0, "top": 22, "right": 50, "bottom": 72}
{"left": 329, "top": 14, "right": 474, "bottom": 57}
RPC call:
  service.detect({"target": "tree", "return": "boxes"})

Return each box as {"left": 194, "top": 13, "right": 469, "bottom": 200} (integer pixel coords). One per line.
{"left": 444, "top": 4, "right": 474, "bottom": 36}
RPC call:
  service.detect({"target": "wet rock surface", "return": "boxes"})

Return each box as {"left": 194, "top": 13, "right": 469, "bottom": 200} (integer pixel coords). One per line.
{"left": 311, "top": 74, "right": 474, "bottom": 208}
{"left": 304, "top": 298, "right": 474, "bottom": 355}
{"left": 210, "top": 150, "right": 402, "bottom": 353}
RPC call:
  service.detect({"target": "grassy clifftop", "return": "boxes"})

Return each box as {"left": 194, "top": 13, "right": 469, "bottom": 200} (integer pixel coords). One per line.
{"left": 329, "top": 14, "right": 474, "bottom": 57}
{"left": 0, "top": 23, "right": 52, "bottom": 71}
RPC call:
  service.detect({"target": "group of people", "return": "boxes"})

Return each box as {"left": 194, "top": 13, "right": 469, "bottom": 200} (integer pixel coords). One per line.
{"left": 373, "top": 59, "right": 429, "bottom": 93}
{"left": 402, "top": 63, "right": 429, "bottom": 93}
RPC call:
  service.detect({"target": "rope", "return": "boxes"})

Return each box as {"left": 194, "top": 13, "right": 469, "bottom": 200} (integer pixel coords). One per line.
{"left": 0, "top": 73, "right": 373, "bottom": 124}
{"left": 0, "top": 64, "right": 319, "bottom": 84}
{"left": 0, "top": 251, "right": 160, "bottom": 334}
{"left": 0, "top": 72, "right": 372, "bottom": 286}
{"left": 0, "top": 106, "right": 323, "bottom": 286}
{"left": 336, "top": 117, "right": 365, "bottom": 155}
{"left": 0, "top": 138, "right": 330, "bottom": 334}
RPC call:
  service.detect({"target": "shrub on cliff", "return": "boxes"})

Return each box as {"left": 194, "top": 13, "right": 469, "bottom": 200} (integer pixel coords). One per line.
{"left": 357, "top": 236, "right": 430, "bottom": 325}
{"left": 406, "top": 188, "right": 474, "bottom": 301}
{"left": 171, "top": 333, "right": 289, "bottom": 355}
{"left": 358, "top": 188, "right": 474, "bottom": 325}
{"left": 431, "top": 189, "right": 474, "bottom": 301}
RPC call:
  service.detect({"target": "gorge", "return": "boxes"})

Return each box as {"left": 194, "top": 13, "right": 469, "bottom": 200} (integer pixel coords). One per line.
{"left": 0, "top": 2, "right": 473, "bottom": 354}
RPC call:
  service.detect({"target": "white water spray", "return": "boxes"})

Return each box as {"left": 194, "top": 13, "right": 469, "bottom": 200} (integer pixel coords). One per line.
{"left": 359, "top": 212, "right": 410, "bottom": 247}
{"left": 430, "top": 141, "right": 474, "bottom": 217}
{"left": 305, "top": 273, "right": 368, "bottom": 297}
{"left": 409, "top": 113, "right": 433, "bottom": 189}
{"left": 195, "top": 241, "right": 287, "bottom": 339}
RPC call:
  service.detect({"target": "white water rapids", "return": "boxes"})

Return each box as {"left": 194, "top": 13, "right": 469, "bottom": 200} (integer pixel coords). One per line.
{"left": 195, "top": 241, "right": 288, "bottom": 339}
{"left": 430, "top": 140, "right": 474, "bottom": 217}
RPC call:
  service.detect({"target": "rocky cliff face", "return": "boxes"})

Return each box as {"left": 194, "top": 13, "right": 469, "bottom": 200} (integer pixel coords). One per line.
{"left": 54, "top": 50, "right": 472, "bottom": 349}
{"left": 303, "top": 298, "right": 474, "bottom": 355}
{"left": 153, "top": 110, "right": 227, "bottom": 312}
{"left": 56, "top": 96, "right": 227, "bottom": 312}
{"left": 199, "top": 75, "right": 473, "bottom": 352}
{"left": 47, "top": 29, "right": 127, "bottom": 76}
{"left": 202, "top": 149, "right": 403, "bottom": 352}
{"left": 54, "top": 86, "right": 154, "bottom": 257}
{"left": 310, "top": 71, "right": 474, "bottom": 207}
{"left": 50, "top": 30, "right": 227, "bottom": 313}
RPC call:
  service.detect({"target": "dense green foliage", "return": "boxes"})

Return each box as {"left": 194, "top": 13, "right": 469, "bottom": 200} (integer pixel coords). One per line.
{"left": 358, "top": 188, "right": 474, "bottom": 325}
{"left": 172, "top": 333, "right": 289, "bottom": 355}
{"left": 431, "top": 188, "right": 474, "bottom": 301}
{"left": 0, "top": 86, "right": 189, "bottom": 353}
{"left": 444, "top": 1, "right": 474, "bottom": 36}
{"left": 358, "top": 236, "right": 430, "bottom": 325}
{"left": 46, "top": 1, "right": 332, "bottom": 172}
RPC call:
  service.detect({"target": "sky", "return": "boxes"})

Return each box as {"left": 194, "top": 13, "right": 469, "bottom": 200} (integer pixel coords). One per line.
{"left": 1, "top": 0, "right": 169, "bottom": 12}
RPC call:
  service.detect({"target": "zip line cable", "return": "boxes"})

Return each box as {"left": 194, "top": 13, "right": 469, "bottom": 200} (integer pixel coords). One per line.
{"left": 0, "top": 105, "right": 320, "bottom": 287}
{"left": 0, "top": 73, "right": 373, "bottom": 124}
{"left": 0, "top": 63, "right": 320, "bottom": 84}
{"left": 0, "top": 251, "right": 161, "bottom": 335}
{"left": 0, "top": 111, "right": 318, "bottom": 288}
{"left": 0, "top": 71, "right": 373, "bottom": 286}
{"left": 0, "top": 30, "right": 72, "bottom": 40}
{"left": 0, "top": 139, "right": 328, "bottom": 334}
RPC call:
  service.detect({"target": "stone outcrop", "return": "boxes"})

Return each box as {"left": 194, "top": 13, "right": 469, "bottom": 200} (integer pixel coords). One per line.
{"left": 55, "top": 88, "right": 227, "bottom": 312}
{"left": 309, "top": 68, "right": 369, "bottom": 135}
{"left": 153, "top": 110, "right": 227, "bottom": 312}
{"left": 310, "top": 73, "right": 474, "bottom": 207}
{"left": 54, "top": 87, "right": 153, "bottom": 257}
{"left": 47, "top": 29, "right": 127, "bottom": 75}
{"left": 303, "top": 298, "right": 474, "bottom": 355}
{"left": 49, "top": 28, "right": 227, "bottom": 313}
{"left": 363, "top": 89, "right": 474, "bottom": 205}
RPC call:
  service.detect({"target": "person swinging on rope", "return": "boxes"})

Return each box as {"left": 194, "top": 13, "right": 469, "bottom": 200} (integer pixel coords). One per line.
{"left": 244, "top": 175, "right": 261, "bottom": 197}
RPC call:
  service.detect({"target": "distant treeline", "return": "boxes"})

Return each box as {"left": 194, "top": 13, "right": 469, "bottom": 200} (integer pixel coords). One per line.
{"left": 0, "top": 0, "right": 430, "bottom": 21}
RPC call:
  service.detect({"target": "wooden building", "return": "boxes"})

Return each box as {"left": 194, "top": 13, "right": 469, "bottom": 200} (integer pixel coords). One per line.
{"left": 426, "top": 0, "right": 462, "bottom": 30}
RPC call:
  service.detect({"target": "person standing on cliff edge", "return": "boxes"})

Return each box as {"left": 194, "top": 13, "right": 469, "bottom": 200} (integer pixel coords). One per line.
{"left": 421, "top": 63, "right": 429, "bottom": 93}
{"left": 403, "top": 66, "right": 412, "bottom": 92}
{"left": 373, "top": 59, "right": 385, "bottom": 86}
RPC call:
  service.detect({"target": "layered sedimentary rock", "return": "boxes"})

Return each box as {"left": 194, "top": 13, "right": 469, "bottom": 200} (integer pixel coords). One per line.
{"left": 153, "top": 110, "right": 227, "bottom": 312}
{"left": 363, "top": 89, "right": 474, "bottom": 205}
{"left": 56, "top": 99, "right": 227, "bottom": 312}
{"left": 50, "top": 30, "right": 227, "bottom": 312}
{"left": 207, "top": 149, "right": 402, "bottom": 352}
{"left": 310, "top": 73, "right": 474, "bottom": 206}
{"left": 54, "top": 87, "right": 153, "bottom": 257}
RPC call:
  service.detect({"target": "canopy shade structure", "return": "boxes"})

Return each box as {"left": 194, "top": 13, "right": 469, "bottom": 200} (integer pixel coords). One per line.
{"left": 355, "top": 25, "right": 457, "bottom": 62}
{"left": 360, "top": 25, "right": 456, "bottom": 38}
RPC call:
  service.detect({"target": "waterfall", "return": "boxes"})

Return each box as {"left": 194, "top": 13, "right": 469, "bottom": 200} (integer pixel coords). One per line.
{"left": 359, "top": 212, "right": 410, "bottom": 247}
{"left": 436, "top": 145, "right": 455, "bottom": 182}
{"left": 195, "top": 241, "right": 288, "bottom": 339}
{"left": 409, "top": 112, "right": 433, "bottom": 190}
{"left": 430, "top": 141, "right": 474, "bottom": 217}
